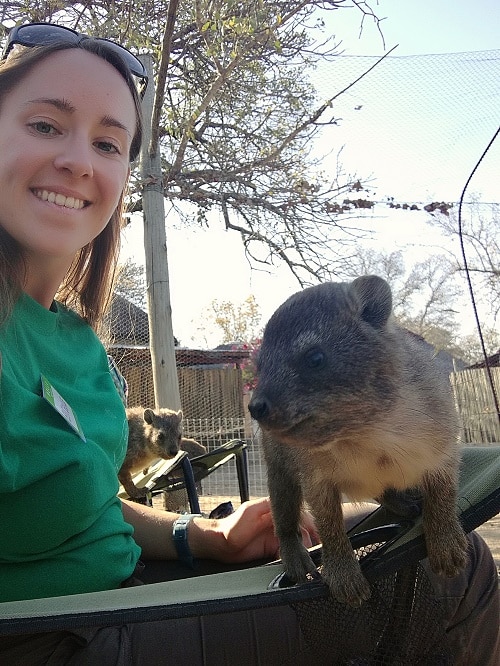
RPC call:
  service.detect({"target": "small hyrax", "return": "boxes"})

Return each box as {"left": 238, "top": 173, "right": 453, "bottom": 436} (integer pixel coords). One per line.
{"left": 119, "top": 407, "right": 183, "bottom": 499}
{"left": 248, "top": 275, "right": 468, "bottom": 605}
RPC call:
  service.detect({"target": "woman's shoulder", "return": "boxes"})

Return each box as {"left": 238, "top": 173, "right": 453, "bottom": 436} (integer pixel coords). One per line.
{"left": 54, "top": 300, "right": 99, "bottom": 336}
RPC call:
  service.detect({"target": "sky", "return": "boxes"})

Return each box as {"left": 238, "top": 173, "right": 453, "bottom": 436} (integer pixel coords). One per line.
{"left": 121, "top": 0, "right": 500, "bottom": 348}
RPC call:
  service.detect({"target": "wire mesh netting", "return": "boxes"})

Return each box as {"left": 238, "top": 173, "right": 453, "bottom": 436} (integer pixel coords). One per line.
{"left": 108, "top": 49, "right": 500, "bottom": 509}
{"left": 289, "top": 563, "right": 452, "bottom": 665}
{"left": 108, "top": 337, "right": 268, "bottom": 502}
{"left": 311, "top": 49, "right": 499, "bottom": 204}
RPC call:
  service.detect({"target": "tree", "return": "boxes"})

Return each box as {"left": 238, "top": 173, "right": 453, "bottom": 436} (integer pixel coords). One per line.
{"left": 1, "top": 1, "right": 387, "bottom": 286}
{"left": 1, "top": 1, "right": 388, "bottom": 408}
{"left": 428, "top": 200, "right": 500, "bottom": 319}
{"left": 115, "top": 258, "right": 147, "bottom": 310}
{"left": 209, "top": 295, "right": 262, "bottom": 343}
{"left": 395, "top": 257, "right": 463, "bottom": 343}
{"left": 456, "top": 328, "right": 500, "bottom": 366}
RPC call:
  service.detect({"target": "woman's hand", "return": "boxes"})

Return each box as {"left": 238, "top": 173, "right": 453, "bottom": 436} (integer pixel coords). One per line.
{"left": 196, "top": 497, "right": 319, "bottom": 564}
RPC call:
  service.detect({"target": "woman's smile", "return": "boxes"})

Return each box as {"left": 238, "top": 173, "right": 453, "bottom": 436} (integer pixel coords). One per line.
{"left": 32, "top": 188, "right": 89, "bottom": 210}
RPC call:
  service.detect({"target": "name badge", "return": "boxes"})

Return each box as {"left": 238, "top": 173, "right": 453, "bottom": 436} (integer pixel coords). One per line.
{"left": 41, "top": 375, "right": 86, "bottom": 442}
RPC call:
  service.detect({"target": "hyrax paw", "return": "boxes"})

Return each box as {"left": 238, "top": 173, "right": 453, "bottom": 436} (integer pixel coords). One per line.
{"left": 127, "top": 486, "right": 148, "bottom": 500}
{"left": 322, "top": 563, "right": 371, "bottom": 607}
{"left": 282, "top": 545, "right": 317, "bottom": 584}
{"left": 427, "top": 529, "right": 468, "bottom": 577}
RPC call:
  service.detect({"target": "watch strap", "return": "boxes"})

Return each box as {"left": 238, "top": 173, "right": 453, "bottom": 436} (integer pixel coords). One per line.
{"left": 172, "top": 513, "right": 202, "bottom": 568}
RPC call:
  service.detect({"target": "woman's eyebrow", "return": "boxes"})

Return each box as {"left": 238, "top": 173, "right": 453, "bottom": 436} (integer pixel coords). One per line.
{"left": 23, "top": 98, "right": 132, "bottom": 137}
{"left": 101, "top": 114, "right": 132, "bottom": 137}
{"left": 24, "top": 97, "right": 76, "bottom": 113}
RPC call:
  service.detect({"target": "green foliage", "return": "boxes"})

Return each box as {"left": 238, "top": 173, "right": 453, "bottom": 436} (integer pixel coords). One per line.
{"left": 115, "top": 259, "right": 147, "bottom": 309}
{"left": 209, "top": 294, "right": 262, "bottom": 343}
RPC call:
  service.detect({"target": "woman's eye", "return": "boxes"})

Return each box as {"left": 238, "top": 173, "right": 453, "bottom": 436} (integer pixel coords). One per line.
{"left": 95, "top": 140, "right": 120, "bottom": 154}
{"left": 29, "top": 121, "right": 56, "bottom": 135}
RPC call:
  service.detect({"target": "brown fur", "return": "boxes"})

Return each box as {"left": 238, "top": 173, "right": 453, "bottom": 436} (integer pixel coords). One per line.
{"left": 179, "top": 437, "right": 207, "bottom": 459}
{"left": 119, "top": 407, "right": 183, "bottom": 499}
{"left": 249, "top": 275, "right": 468, "bottom": 605}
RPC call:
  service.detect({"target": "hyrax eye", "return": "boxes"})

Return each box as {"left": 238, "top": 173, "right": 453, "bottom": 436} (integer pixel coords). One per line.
{"left": 304, "top": 348, "right": 325, "bottom": 369}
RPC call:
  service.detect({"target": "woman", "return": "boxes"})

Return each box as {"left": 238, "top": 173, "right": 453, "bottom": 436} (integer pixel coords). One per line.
{"left": 0, "top": 23, "right": 497, "bottom": 664}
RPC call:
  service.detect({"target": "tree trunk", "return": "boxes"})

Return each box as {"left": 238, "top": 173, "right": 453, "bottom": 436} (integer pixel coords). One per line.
{"left": 139, "top": 54, "right": 181, "bottom": 410}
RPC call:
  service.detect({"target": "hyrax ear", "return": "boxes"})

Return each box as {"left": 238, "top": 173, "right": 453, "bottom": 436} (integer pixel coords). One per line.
{"left": 143, "top": 408, "right": 155, "bottom": 424}
{"left": 177, "top": 410, "right": 183, "bottom": 420}
{"left": 351, "top": 275, "right": 392, "bottom": 329}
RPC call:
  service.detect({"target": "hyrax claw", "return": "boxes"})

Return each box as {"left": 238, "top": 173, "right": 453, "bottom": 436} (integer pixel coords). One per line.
{"left": 322, "top": 566, "right": 372, "bottom": 607}
{"left": 427, "top": 526, "right": 469, "bottom": 577}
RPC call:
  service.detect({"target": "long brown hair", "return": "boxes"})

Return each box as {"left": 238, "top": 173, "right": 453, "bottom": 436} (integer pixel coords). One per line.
{"left": 0, "top": 40, "right": 143, "bottom": 331}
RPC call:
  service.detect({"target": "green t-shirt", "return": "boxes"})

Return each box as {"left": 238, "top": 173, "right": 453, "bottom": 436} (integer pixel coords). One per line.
{"left": 0, "top": 294, "right": 141, "bottom": 601}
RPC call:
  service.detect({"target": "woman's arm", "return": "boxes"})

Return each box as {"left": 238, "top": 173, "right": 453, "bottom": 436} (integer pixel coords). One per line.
{"left": 121, "top": 497, "right": 318, "bottom": 563}
{"left": 122, "top": 496, "right": 375, "bottom": 564}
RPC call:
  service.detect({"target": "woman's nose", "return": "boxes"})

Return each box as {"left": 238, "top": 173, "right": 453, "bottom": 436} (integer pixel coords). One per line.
{"left": 53, "top": 136, "right": 94, "bottom": 178}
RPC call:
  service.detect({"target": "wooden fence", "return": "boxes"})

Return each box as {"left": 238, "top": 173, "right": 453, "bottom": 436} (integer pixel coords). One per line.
{"left": 450, "top": 367, "right": 500, "bottom": 444}
{"left": 111, "top": 350, "right": 500, "bottom": 502}
{"left": 111, "top": 349, "right": 243, "bottom": 419}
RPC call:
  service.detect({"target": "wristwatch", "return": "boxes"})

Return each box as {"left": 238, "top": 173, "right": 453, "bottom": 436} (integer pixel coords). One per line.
{"left": 172, "top": 513, "right": 202, "bottom": 568}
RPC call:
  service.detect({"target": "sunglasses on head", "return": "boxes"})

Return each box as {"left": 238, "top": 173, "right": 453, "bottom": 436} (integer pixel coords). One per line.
{"left": 2, "top": 22, "right": 148, "bottom": 97}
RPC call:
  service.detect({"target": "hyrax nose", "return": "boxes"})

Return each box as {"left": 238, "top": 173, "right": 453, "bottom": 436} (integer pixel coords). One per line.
{"left": 163, "top": 443, "right": 179, "bottom": 457}
{"left": 248, "top": 396, "right": 270, "bottom": 422}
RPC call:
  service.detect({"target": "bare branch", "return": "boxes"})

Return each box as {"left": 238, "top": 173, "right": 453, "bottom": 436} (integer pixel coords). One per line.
{"left": 150, "top": 0, "right": 180, "bottom": 156}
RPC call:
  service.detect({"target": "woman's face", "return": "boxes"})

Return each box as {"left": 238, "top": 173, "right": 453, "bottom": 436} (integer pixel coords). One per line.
{"left": 0, "top": 49, "right": 137, "bottom": 269}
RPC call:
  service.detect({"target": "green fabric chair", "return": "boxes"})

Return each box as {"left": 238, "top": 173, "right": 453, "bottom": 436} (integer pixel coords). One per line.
{"left": 1, "top": 446, "right": 499, "bottom": 664}
{"left": 117, "top": 450, "right": 202, "bottom": 512}
{"left": 117, "top": 439, "right": 249, "bottom": 514}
